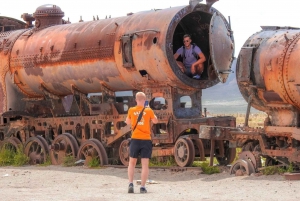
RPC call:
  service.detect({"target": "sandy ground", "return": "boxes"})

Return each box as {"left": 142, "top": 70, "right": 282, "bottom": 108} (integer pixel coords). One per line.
{"left": 0, "top": 165, "right": 299, "bottom": 201}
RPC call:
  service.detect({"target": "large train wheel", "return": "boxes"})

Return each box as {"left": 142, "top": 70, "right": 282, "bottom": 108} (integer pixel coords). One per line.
{"left": 77, "top": 139, "right": 108, "bottom": 166}
{"left": 50, "top": 133, "right": 79, "bottom": 165}
{"left": 119, "top": 139, "right": 130, "bottom": 166}
{"left": 216, "top": 147, "right": 236, "bottom": 165}
{"left": 174, "top": 137, "right": 195, "bottom": 167}
{"left": 0, "top": 137, "right": 23, "bottom": 151}
{"left": 24, "top": 136, "right": 49, "bottom": 165}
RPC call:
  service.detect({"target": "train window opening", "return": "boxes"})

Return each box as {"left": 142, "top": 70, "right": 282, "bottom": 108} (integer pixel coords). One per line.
{"left": 76, "top": 123, "right": 82, "bottom": 138}
{"left": 93, "top": 129, "right": 101, "bottom": 140}
{"left": 116, "top": 121, "right": 127, "bottom": 130}
{"left": 88, "top": 93, "right": 102, "bottom": 104}
{"left": 172, "top": 11, "right": 212, "bottom": 80}
{"left": 180, "top": 96, "right": 192, "bottom": 108}
{"left": 150, "top": 97, "right": 167, "bottom": 110}
{"left": 58, "top": 124, "right": 62, "bottom": 135}
{"left": 152, "top": 123, "right": 167, "bottom": 136}
{"left": 105, "top": 122, "right": 115, "bottom": 135}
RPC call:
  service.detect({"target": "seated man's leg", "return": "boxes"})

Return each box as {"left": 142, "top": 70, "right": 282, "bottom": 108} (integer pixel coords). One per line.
{"left": 176, "top": 61, "right": 185, "bottom": 73}
{"left": 195, "top": 63, "right": 204, "bottom": 75}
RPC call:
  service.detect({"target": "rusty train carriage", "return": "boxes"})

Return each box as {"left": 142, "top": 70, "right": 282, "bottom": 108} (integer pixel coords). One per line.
{"left": 200, "top": 26, "right": 300, "bottom": 174}
{"left": 0, "top": 1, "right": 236, "bottom": 167}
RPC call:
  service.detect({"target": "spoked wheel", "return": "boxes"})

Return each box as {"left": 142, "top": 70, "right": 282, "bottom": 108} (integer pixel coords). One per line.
{"left": 0, "top": 137, "right": 23, "bottom": 151}
{"left": 230, "top": 159, "right": 255, "bottom": 176}
{"left": 174, "top": 137, "right": 195, "bottom": 167}
{"left": 119, "top": 139, "right": 130, "bottom": 166}
{"left": 24, "top": 136, "right": 49, "bottom": 165}
{"left": 50, "top": 133, "right": 79, "bottom": 165}
{"left": 77, "top": 139, "right": 108, "bottom": 166}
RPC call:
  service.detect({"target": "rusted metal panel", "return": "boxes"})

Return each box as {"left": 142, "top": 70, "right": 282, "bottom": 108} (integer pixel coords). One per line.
{"left": 237, "top": 47, "right": 253, "bottom": 83}
{"left": 209, "top": 12, "right": 234, "bottom": 83}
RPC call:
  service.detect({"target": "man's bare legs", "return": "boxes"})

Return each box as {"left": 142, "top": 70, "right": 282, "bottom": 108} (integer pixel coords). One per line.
{"left": 128, "top": 157, "right": 137, "bottom": 183}
{"left": 141, "top": 158, "right": 149, "bottom": 187}
{"left": 191, "top": 63, "right": 204, "bottom": 75}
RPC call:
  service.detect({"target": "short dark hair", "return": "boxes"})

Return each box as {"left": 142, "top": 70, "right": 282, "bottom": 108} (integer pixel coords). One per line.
{"left": 183, "top": 34, "right": 191, "bottom": 40}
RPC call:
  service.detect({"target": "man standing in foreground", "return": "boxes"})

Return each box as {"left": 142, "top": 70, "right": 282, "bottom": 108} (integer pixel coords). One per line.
{"left": 125, "top": 92, "right": 158, "bottom": 194}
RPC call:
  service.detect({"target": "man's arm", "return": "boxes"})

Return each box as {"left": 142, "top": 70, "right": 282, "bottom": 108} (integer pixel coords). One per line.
{"left": 125, "top": 116, "right": 131, "bottom": 126}
{"left": 151, "top": 114, "right": 158, "bottom": 124}
{"left": 174, "top": 53, "right": 180, "bottom": 60}
{"left": 194, "top": 52, "right": 206, "bottom": 65}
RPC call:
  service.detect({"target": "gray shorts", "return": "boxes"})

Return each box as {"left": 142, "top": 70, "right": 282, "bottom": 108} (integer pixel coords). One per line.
{"left": 185, "top": 65, "right": 193, "bottom": 77}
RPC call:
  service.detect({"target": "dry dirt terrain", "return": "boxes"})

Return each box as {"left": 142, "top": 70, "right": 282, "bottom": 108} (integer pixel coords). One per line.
{"left": 0, "top": 165, "right": 299, "bottom": 201}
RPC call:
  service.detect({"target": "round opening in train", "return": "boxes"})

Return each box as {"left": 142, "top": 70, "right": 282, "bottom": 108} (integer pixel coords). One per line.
{"left": 170, "top": 11, "right": 212, "bottom": 84}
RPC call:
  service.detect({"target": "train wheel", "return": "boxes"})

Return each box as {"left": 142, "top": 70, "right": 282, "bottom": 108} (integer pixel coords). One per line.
{"left": 50, "top": 133, "right": 79, "bottom": 165}
{"left": 242, "top": 141, "right": 255, "bottom": 151}
{"left": 119, "top": 139, "right": 130, "bottom": 166}
{"left": 24, "top": 136, "right": 49, "bottom": 165}
{"left": 216, "top": 147, "right": 236, "bottom": 165}
{"left": 77, "top": 139, "right": 108, "bottom": 166}
{"left": 174, "top": 138, "right": 195, "bottom": 167}
{"left": 230, "top": 159, "right": 255, "bottom": 176}
{"left": 0, "top": 137, "right": 23, "bottom": 151}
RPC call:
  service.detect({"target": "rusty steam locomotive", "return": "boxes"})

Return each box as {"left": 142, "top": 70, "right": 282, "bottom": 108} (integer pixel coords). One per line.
{"left": 0, "top": 1, "right": 237, "bottom": 167}
{"left": 200, "top": 26, "right": 300, "bottom": 174}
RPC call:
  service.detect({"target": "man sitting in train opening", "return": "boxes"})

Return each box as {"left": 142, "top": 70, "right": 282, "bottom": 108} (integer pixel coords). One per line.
{"left": 173, "top": 34, "right": 206, "bottom": 79}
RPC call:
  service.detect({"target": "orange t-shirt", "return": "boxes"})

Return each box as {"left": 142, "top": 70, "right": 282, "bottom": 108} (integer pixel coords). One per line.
{"left": 127, "top": 106, "right": 155, "bottom": 140}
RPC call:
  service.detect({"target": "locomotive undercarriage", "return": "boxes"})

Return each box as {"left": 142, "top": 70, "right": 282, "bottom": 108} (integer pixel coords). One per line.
{"left": 0, "top": 86, "right": 236, "bottom": 167}
{"left": 200, "top": 125, "right": 300, "bottom": 175}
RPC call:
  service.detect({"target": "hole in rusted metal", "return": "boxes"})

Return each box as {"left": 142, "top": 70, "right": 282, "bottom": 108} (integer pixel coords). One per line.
{"left": 76, "top": 123, "right": 82, "bottom": 139}
{"left": 85, "top": 123, "right": 90, "bottom": 139}
{"left": 139, "top": 70, "right": 148, "bottom": 77}
{"left": 152, "top": 123, "right": 167, "bottom": 136}
{"left": 116, "top": 121, "right": 127, "bottom": 130}
{"left": 153, "top": 37, "right": 157, "bottom": 44}
{"left": 180, "top": 96, "right": 192, "bottom": 108}
{"left": 105, "top": 122, "right": 115, "bottom": 135}
{"left": 58, "top": 125, "right": 62, "bottom": 135}
{"left": 150, "top": 97, "right": 167, "bottom": 110}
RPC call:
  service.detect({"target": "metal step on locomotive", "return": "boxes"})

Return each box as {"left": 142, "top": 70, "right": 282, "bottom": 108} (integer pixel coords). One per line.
{"left": 0, "top": 0, "right": 236, "bottom": 167}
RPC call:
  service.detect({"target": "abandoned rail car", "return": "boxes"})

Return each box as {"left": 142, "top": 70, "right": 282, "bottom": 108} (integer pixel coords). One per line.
{"left": 0, "top": 0, "right": 236, "bottom": 167}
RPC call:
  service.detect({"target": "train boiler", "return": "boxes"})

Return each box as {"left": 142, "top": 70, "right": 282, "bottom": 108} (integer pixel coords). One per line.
{"left": 0, "top": 0, "right": 235, "bottom": 167}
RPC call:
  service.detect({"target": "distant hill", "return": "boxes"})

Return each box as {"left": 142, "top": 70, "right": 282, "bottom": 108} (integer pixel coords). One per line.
{"left": 202, "top": 59, "right": 259, "bottom": 114}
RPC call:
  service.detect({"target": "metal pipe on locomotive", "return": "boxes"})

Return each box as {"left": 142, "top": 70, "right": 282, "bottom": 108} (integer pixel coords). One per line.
{"left": 0, "top": 0, "right": 236, "bottom": 166}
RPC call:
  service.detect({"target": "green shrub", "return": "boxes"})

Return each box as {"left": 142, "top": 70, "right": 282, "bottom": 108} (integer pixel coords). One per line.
{"left": 63, "top": 155, "right": 76, "bottom": 167}
{"left": 39, "top": 155, "right": 52, "bottom": 166}
{"left": 262, "top": 166, "right": 286, "bottom": 175}
{"left": 0, "top": 146, "right": 29, "bottom": 166}
{"left": 149, "top": 156, "right": 176, "bottom": 167}
{"left": 13, "top": 148, "right": 29, "bottom": 166}
{"left": 88, "top": 157, "right": 100, "bottom": 168}
{"left": 0, "top": 148, "right": 15, "bottom": 166}
{"left": 192, "top": 161, "right": 220, "bottom": 174}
